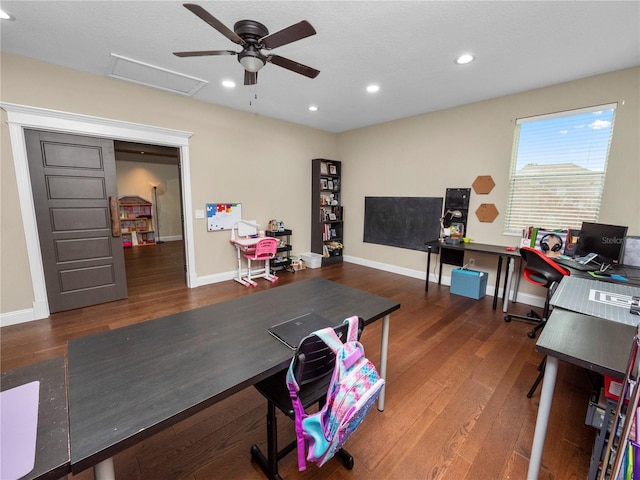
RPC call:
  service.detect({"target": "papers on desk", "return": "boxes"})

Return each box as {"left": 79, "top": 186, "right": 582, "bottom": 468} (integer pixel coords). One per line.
{"left": 551, "top": 276, "right": 640, "bottom": 326}
{"left": 0, "top": 381, "right": 40, "bottom": 479}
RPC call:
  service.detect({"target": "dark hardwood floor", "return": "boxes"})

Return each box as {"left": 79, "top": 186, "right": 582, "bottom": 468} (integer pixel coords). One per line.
{"left": 1, "top": 241, "right": 596, "bottom": 479}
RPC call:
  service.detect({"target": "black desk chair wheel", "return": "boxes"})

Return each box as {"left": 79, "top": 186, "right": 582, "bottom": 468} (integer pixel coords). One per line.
{"left": 504, "top": 246, "right": 570, "bottom": 339}
{"left": 250, "top": 318, "right": 364, "bottom": 480}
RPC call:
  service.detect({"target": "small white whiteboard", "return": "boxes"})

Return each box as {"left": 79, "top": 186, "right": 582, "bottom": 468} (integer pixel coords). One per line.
{"left": 206, "top": 203, "right": 242, "bottom": 231}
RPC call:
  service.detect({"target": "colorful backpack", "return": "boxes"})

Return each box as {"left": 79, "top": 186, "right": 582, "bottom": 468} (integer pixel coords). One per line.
{"left": 286, "top": 315, "right": 385, "bottom": 471}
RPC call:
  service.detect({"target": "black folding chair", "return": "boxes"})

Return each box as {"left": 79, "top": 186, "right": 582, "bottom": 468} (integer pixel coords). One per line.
{"left": 250, "top": 318, "right": 364, "bottom": 480}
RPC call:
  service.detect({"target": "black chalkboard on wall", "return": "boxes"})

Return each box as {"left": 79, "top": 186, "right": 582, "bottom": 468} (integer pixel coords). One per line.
{"left": 363, "top": 197, "right": 443, "bottom": 251}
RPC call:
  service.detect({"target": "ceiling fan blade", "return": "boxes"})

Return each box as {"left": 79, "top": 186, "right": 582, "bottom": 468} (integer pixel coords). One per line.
{"left": 267, "top": 55, "right": 320, "bottom": 79}
{"left": 183, "top": 3, "right": 245, "bottom": 45}
{"left": 173, "top": 50, "right": 237, "bottom": 57}
{"left": 260, "top": 20, "right": 316, "bottom": 49}
{"left": 244, "top": 70, "right": 258, "bottom": 86}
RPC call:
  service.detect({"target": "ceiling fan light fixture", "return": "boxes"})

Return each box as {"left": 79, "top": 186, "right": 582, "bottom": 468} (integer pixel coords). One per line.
{"left": 238, "top": 47, "right": 266, "bottom": 73}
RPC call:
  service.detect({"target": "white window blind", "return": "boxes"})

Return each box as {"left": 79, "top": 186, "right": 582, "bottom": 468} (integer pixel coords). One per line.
{"left": 504, "top": 104, "right": 617, "bottom": 234}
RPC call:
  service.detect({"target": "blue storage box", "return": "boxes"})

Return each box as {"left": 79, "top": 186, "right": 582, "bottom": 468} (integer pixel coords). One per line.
{"left": 450, "top": 268, "right": 488, "bottom": 300}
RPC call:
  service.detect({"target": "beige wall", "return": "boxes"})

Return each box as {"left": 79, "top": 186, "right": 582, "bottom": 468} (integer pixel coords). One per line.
{"left": 0, "top": 53, "right": 338, "bottom": 315}
{"left": 1, "top": 51, "right": 638, "bottom": 318}
{"left": 339, "top": 67, "right": 639, "bottom": 284}
{"left": 115, "top": 161, "right": 182, "bottom": 240}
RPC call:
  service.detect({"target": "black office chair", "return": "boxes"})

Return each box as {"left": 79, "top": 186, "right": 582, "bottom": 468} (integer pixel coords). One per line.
{"left": 250, "top": 318, "right": 364, "bottom": 480}
{"left": 504, "top": 246, "right": 570, "bottom": 339}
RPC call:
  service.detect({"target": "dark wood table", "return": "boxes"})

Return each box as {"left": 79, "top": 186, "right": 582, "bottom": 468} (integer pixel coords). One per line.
{"left": 425, "top": 240, "right": 521, "bottom": 311}
{"left": 1, "top": 356, "right": 69, "bottom": 480}
{"left": 527, "top": 309, "right": 636, "bottom": 479}
{"left": 67, "top": 278, "right": 400, "bottom": 478}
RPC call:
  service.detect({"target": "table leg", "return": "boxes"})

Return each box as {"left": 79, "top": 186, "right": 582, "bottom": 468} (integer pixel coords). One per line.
{"left": 377, "top": 314, "right": 390, "bottom": 411}
{"left": 502, "top": 257, "right": 515, "bottom": 313}
{"left": 512, "top": 258, "right": 522, "bottom": 304}
{"left": 527, "top": 355, "right": 558, "bottom": 480}
{"left": 425, "top": 247, "right": 432, "bottom": 292}
{"left": 493, "top": 256, "right": 503, "bottom": 310}
{"left": 233, "top": 245, "right": 250, "bottom": 287}
{"left": 438, "top": 256, "right": 443, "bottom": 286}
{"left": 94, "top": 457, "right": 115, "bottom": 480}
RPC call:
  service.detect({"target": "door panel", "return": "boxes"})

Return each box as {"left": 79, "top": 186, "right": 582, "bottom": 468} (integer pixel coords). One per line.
{"left": 25, "top": 130, "right": 128, "bottom": 313}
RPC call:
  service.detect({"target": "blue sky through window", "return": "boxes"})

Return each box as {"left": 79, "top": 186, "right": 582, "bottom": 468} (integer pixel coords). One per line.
{"left": 516, "top": 108, "right": 615, "bottom": 172}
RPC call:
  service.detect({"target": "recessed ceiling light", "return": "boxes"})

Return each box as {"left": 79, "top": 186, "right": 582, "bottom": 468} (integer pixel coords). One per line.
{"left": 366, "top": 84, "right": 380, "bottom": 93}
{"left": 222, "top": 80, "right": 236, "bottom": 88}
{"left": 454, "top": 54, "right": 475, "bottom": 65}
{"left": 0, "top": 9, "right": 15, "bottom": 20}
{"left": 308, "top": 105, "right": 319, "bottom": 112}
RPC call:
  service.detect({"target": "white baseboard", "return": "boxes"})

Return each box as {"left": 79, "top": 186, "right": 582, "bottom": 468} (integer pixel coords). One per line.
{"left": 1, "top": 255, "right": 545, "bottom": 327}
{"left": 343, "top": 254, "right": 545, "bottom": 308}
{"left": 1, "top": 307, "right": 38, "bottom": 327}
{"left": 156, "top": 235, "right": 183, "bottom": 242}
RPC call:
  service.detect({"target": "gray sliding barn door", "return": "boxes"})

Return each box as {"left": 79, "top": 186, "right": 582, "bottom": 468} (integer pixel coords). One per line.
{"left": 25, "top": 129, "right": 128, "bottom": 313}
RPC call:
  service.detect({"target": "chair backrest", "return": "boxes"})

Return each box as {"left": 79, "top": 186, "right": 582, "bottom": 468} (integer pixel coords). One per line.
{"left": 247, "top": 237, "right": 278, "bottom": 260}
{"left": 291, "top": 318, "right": 364, "bottom": 397}
{"left": 520, "top": 246, "right": 570, "bottom": 288}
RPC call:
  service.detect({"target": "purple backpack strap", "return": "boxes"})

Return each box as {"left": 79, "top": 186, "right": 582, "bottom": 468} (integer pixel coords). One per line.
{"left": 286, "top": 316, "right": 360, "bottom": 470}
{"left": 344, "top": 315, "right": 359, "bottom": 342}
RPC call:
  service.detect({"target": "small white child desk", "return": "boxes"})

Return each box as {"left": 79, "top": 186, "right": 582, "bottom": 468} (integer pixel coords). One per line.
{"left": 229, "top": 220, "right": 269, "bottom": 287}
{"left": 230, "top": 235, "right": 262, "bottom": 286}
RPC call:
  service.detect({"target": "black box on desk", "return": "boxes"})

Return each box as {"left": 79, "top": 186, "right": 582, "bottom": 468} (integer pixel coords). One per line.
{"left": 450, "top": 269, "right": 488, "bottom": 300}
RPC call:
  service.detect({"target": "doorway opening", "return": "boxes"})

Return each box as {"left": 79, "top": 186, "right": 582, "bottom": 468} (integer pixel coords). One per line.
{"left": 3, "top": 102, "right": 195, "bottom": 321}
{"left": 114, "top": 141, "right": 186, "bottom": 288}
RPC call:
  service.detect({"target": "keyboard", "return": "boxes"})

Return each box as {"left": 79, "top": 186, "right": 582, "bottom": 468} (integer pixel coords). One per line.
{"left": 554, "top": 256, "right": 600, "bottom": 272}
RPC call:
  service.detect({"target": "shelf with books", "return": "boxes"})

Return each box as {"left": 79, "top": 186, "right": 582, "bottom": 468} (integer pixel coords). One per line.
{"left": 312, "top": 159, "right": 343, "bottom": 265}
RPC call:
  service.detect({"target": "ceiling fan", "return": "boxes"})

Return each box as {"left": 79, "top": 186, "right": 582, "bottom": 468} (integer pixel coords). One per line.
{"left": 174, "top": 3, "right": 320, "bottom": 85}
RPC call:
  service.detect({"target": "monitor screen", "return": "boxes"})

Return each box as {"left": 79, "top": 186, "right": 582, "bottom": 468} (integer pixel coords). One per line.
{"left": 576, "top": 222, "right": 628, "bottom": 264}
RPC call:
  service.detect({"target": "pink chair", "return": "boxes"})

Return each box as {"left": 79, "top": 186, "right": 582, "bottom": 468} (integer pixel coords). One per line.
{"left": 243, "top": 237, "right": 279, "bottom": 286}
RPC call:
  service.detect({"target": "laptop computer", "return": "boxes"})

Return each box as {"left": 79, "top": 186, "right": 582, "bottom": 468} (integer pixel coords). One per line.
{"left": 268, "top": 312, "right": 334, "bottom": 350}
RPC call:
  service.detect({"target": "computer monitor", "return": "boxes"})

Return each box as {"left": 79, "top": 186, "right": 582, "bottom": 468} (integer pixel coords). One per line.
{"left": 576, "top": 222, "right": 628, "bottom": 264}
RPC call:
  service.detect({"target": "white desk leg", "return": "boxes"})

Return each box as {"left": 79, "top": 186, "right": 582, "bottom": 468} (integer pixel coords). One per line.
{"left": 233, "top": 246, "right": 250, "bottom": 286}
{"left": 512, "top": 258, "right": 522, "bottom": 304}
{"left": 94, "top": 457, "right": 115, "bottom": 480}
{"left": 503, "top": 257, "right": 515, "bottom": 313}
{"left": 527, "top": 355, "right": 558, "bottom": 480}
{"left": 377, "top": 314, "right": 390, "bottom": 411}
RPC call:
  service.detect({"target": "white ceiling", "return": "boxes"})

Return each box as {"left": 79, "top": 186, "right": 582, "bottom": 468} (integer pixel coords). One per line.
{"left": 2, "top": 1, "right": 639, "bottom": 133}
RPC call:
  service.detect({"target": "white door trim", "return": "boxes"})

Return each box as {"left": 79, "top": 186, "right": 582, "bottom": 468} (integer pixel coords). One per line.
{"left": 1, "top": 102, "right": 195, "bottom": 322}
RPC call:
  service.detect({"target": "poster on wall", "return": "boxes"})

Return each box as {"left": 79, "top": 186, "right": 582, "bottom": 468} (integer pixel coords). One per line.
{"left": 206, "top": 203, "right": 242, "bottom": 231}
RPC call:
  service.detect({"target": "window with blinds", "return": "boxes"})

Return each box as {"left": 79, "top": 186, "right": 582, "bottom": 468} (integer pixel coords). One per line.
{"left": 504, "top": 104, "right": 617, "bottom": 235}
